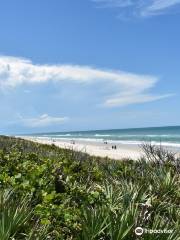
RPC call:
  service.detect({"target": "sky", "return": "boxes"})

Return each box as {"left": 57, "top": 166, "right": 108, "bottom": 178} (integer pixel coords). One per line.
{"left": 0, "top": 0, "right": 180, "bottom": 134}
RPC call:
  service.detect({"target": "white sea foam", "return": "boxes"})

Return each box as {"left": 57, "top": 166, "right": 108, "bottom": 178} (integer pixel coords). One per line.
{"left": 37, "top": 136, "right": 180, "bottom": 148}
{"left": 94, "top": 134, "right": 111, "bottom": 137}
{"left": 21, "top": 134, "right": 180, "bottom": 149}
{"left": 55, "top": 134, "right": 72, "bottom": 137}
{"left": 53, "top": 134, "right": 180, "bottom": 138}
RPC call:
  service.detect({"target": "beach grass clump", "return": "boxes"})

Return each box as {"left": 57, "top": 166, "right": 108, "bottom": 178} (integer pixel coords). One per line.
{"left": 0, "top": 136, "right": 179, "bottom": 239}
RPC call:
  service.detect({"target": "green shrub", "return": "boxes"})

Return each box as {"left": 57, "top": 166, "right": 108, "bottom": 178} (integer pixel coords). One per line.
{"left": 0, "top": 136, "right": 179, "bottom": 239}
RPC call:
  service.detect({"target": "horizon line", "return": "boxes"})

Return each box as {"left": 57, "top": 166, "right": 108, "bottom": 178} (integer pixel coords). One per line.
{"left": 12, "top": 124, "right": 180, "bottom": 136}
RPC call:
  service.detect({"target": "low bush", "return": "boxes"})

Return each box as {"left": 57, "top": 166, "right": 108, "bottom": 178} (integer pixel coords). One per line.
{"left": 0, "top": 136, "right": 179, "bottom": 239}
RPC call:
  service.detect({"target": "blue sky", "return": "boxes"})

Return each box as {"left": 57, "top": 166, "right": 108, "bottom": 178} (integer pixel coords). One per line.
{"left": 0, "top": 0, "right": 180, "bottom": 134}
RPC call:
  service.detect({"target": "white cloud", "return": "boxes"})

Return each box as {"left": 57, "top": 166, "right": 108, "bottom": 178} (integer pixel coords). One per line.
{"left": 0, "top": 55, "right": 172, "bottom": 107}
{"left": 19, "top": 114, "right": 69, "bottom": 128}
{"left": 105, "top": 93, "right": 174, "bottom": 107}
{"left": 147, "top": 0, "right": 180, "bottom": 11}
{"left": 142, "top": 0, "right": 180, "bottom": 16}
{"left": 91, "top": 0, "right": 180, "bottom": 17}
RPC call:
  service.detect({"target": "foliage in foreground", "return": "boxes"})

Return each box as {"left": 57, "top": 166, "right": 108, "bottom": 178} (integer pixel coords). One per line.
{"left": 0, "top": 136, "right": 179, "bottom": 239}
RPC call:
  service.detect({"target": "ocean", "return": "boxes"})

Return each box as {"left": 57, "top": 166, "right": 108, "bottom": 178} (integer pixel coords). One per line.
{"left": 30, "top": 126, "right": 180, "bottom": 148}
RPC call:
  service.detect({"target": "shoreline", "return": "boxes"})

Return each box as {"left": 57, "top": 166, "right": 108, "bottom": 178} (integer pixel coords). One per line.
{"left": 20, "top": 136, "right": 180, "bottom": 160}
{"left": 21, "top": 136, "right": 142, "bottom": 160}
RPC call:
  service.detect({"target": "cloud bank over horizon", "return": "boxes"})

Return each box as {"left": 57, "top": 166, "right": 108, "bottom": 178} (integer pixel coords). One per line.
{"left": 0, "top": 55, "right": 172, "bottom": 111}
{"left": 18, "top": 114, "right": 69, "bottom": 128}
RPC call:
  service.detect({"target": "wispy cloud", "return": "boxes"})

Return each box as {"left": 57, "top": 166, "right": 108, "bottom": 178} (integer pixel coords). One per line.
{"left": 92, "top": 0, "right": 133, "bottom": 8}
{"left": 19, "top": 114, "right": 69, "bottom": 127}
{"left": 92, "top": 0, "right": 180, "bottom": 17}
{"left": 142, "top": 0, "right": 180, "bottom": 16}
{"left": 105, "top": 93, "right": 173, "bottom": 107}
{"left": 0, "top": 55, "right": 172, "bottom": 107}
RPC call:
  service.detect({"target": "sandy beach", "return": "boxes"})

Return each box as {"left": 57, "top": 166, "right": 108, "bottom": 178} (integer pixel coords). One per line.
{"left": 20, "top": 136, "right": 180, "bottom": 160}
{"left": 21, "top": 136, "right": 142, "bottom": 160}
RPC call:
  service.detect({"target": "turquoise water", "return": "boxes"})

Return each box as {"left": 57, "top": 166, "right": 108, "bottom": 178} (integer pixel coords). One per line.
{"left": 31, "top": 126, "right": 180, "bottom": 147}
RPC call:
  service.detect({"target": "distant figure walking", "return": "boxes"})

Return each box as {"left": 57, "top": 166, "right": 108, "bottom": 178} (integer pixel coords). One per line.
{"left": 71, "top": 140, "right": 75, "bottom": 144}
{"left": 112, "top": 145, "right": 117, "bottom": 150}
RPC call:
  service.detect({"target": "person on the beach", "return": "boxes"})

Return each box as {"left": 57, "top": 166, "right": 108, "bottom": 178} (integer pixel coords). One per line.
{"left": 112, "top": 145, "right": 117, "bottom": 149}
{"left": 71, "top": 140, "right": 75, "bottom": 144}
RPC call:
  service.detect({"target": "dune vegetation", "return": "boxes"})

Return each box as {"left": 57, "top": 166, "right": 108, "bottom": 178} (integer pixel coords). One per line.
{"left": 0, "top": 136, "right": 179, "bottom": 239}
